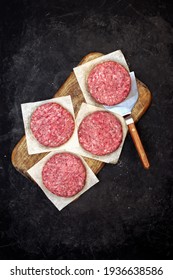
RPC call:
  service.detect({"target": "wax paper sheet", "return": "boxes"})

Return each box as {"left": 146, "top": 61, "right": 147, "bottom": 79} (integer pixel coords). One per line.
{"left": 69, "top": 103, "right": 128, "bottom": 164}
{"left": 27, "top": 150, "right": 99, "bottom": 211}
{"left": 73, "top": 50, "right": 130, "bottom": 107}
{"left": 21, "top": 96, "right": 78, "bottom": 155}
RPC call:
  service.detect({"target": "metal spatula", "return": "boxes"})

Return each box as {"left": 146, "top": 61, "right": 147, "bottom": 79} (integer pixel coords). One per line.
{"left": 104, "top": 72, "right": 150, "bottom": 169}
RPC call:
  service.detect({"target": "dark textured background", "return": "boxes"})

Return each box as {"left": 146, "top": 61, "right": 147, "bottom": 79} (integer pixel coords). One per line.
{"left": 0, "top": 0, "right": 173, "bottom": 260}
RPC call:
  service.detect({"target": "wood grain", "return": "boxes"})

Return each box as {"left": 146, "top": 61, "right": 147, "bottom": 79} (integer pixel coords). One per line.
{"left": 11, "top": 52, "right": 152, "bottom": 178}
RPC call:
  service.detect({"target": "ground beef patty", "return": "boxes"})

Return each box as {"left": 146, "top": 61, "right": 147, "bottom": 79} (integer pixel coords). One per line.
{"left": 87, "top": 61, "right": 131, "bottom": 106}
{"left": 78, "top": 111, "right": 123, "bottom": 156}
{"left": 30, "top": 102, "right": 75, "bottom": 147}
{"left": 42, "top": 152, "right": 86, "bottom": 197}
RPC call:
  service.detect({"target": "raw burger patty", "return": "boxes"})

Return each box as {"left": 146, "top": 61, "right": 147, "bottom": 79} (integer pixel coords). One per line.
{"left": 30, "top": 102, "right": 75, "bottom": 147}
{"left": 42, "top": 152, "right": 86, "bottom": 197}
{"left": 87, "top": 61, "right": 131, "bottom": 106}
{"left": 78, "top": 111, "right": 123, "bottom": 156}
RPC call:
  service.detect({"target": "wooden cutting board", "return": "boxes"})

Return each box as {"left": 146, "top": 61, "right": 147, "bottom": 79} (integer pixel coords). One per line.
{"left": 11, "top": 52, "right": 152, "bottom": 178}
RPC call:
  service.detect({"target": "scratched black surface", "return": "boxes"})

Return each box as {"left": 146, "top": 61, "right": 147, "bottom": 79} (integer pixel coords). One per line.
{"left": 0, "top": 0, "right": 173, "bottom": 260}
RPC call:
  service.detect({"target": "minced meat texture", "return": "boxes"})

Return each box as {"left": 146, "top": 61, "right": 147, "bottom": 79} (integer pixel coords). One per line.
{"left": 78, "top": 111, "right": 123, "bottom": 156}
{"left": 30, "top": 102, "right": 75, "bottom": 147}
{"left": 42, "top": 152, "right": 86, "bottom": 197}
{"left": 87, "top": 61, "right": 131, "bottom": 106}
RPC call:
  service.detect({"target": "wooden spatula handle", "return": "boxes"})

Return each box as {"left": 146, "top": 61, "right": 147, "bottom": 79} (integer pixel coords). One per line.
{"left": 128, "top": 122, "right": 150, "bottom": 169}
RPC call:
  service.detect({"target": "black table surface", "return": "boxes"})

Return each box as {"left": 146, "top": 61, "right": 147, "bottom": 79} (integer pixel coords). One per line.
{"left": 0, "top": 0, "right": 173, "bottom": 260}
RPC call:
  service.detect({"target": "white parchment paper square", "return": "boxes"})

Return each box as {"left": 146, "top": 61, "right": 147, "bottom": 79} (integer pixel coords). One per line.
{"left": 21, "top": 96, "right": 78, "bottom": 155}
{"left": 27, "top": 150, "right": 99, "bottom": 211}
{"left": 73, "top": 50, "right": 130, "bottom": 107}
{"left": 69, "top": 103, "right": 128, "bottom": 164}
